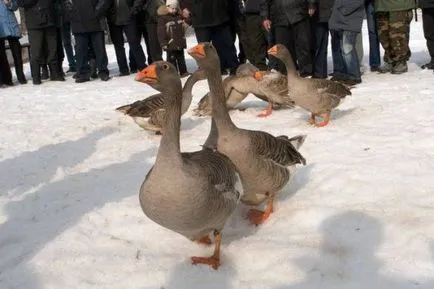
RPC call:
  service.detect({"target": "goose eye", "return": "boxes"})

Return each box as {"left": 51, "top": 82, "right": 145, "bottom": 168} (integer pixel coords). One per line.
{"left": 162, "top": 64, "right": 169, "bottom": 70}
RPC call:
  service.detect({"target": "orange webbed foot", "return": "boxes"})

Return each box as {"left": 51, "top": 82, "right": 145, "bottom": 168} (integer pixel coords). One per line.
{"left": 247, "top": 208, "right": 272, "bottom": 225}
{"left": 256, "top": 103, "right": 273, "bottom": 118}
{"left": 191, "top": 256, "right": 220, "bottom": 270}
{"left": 313, "top": 112, "right": 331, "bottom": 127}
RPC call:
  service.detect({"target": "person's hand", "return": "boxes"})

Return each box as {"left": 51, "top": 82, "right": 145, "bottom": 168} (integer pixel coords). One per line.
{"left": 168, "top": 7, "right": 177, "bottom": 14}
{"left": 182, "top": 8, "right": 191, "bottom": 19}
{"left": 308, "top": 8, "right": 315, "bottom": 17}
{"left": 263, "top": 19, "right": 272, "bottom": 31}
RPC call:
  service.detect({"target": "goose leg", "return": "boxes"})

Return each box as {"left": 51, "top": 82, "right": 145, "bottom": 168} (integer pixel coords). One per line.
{"left": 315, "top": 112, "right": 331, "bottom": 127}
{"left": 308, "top": 113, "right": 316, "bottom": 125}
{"left": 191, "top": 230, "right": 221, "bottom": 270}
{"left": 247, "top": 193, "right": 274, "bottom": 225}
{"left": 257, "top": 103, "right": 273, "bottom": 117}
{"left": 197, "top": 235, "right": 212, "bottom": 245}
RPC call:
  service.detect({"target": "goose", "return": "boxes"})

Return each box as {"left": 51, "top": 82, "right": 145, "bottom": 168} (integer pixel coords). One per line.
{"left": 194, "top": 63, "right": 294, "bottom": 117}
{"left": 138, "top": 61, "right": 243, "bottom": 270}
{"left": 188, "top": 43, "right": 306, "bottom": 225}
{"left": 116, "top": 69, "right": 206, "bottom": 134}
{"left": 266, "top": 44, "right": 351, "bottom": 127}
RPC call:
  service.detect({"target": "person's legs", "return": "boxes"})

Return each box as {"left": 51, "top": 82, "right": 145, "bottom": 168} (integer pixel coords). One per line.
{"left": 108, "top": 23, "right": 129, "bottom": 75}
{"left": 341, "top": 31, "right": 361, "bottom": 82}
{"left": 388, "top": 10, "right": 413, "bottom": 74}
{"left": 61, "top": 21, "right": 76, "bottom": 72}
{"left": 74, "top": 32, "right": 91, "bottom": 82}
{"left": 90, "top": 31, "right": 110, "bottom": 80}
{"left": 366, "top": 1, "right": 381, "bottom": 70}
{"left": 124, "top": 21, "right": 147, "bottom": 70}
{"left": 313, "top": 22, "right": 329, "bottom": 78}
{"left": 7, "top": 37, "right": 27, "bottom": 83}
{"left": 27, "top": 28, "right": 44, "bottom": 84}
{"left": 422, "top": 8, "right": 434, "bottom": 69}
{"left": 330, "top": 30, "right": 345, "bottom": 79}
{"left": 293, "top": 17, "right": 313, "bottom": 76}
{"left": 0, "top": 38, "right": 13, "bottom": 86}
{"left": 210, "top": 23, "right": 240, "bottom": 75}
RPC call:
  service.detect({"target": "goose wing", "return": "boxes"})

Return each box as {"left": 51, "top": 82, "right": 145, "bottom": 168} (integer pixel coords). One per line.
{"left": 148, "top": 108, "right": 167, "bottom": 126}
{"left": 249, "top": 131, "right": 306, "bottom": 167}
{"left": 311, "top": 78, "right": 352, "bottom": 99}
{"left": 182, "top": 149, "right": 242, "bottom": 199}
{"left": 116, "top": 93, "right": 165, "bottom": 117}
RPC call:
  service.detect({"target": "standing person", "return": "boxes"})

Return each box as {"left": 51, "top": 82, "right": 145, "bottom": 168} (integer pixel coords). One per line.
{"left": 419, "top": 0, "right": 434, "bottom": 69}
{"left": 129, "top": 7, "right": 152, "bottom": 72}
{"left": 311, "top": 0, "right": 334, "bottom": 79}
{"left": 260, "top": 0, "right": 315, "bottom": 77}
{"left": 144, "top": 0, "right": 164, "bottom": 63}
{"left": 107, "top": 0, "right": 147, "bottom": 76}
{"left": 0, "top": 37, "right": 13, "bottom": 87}
{"left": 63, "top": 0, "right": 112, "bottom": 83}
{"left": 156, "top": 0, "right": 189, "bottom": 77}
{"left": 17, "top": 0, "right": 63, "bottom": 85}
{"left": 365, "top": 0, "right": 381, "bottom": 72}
{"left": 0, "top": 0, "right": 27, "bottom": 84}
{"left": 374, "top": 0, "right": 415, "bottom": 74}
{"left": 60, "top": 0, "right": 76, "bottom": 73}
{"left": 329, "top": 0, "right": 365, "bottom": 85}
{"left": 243, "top": 0, "right": 268, "bottom": 71}
{"left": 182, "top": 0, "right": 239, "bottom": 75}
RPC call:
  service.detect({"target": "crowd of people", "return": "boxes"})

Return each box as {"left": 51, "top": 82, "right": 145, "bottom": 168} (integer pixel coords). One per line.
{"left": 0, "top": 0, "right": 433, "bottom": 88}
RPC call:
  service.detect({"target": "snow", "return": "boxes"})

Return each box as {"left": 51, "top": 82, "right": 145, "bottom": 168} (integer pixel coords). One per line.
{"left": 1, "top": 19, "right": 434, "bottom": 289}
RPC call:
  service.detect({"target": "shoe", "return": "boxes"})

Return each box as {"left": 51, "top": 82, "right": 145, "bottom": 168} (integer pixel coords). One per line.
{"left": 100, "top": 74, "right": 111, "bottom": 81}
{"left": 17, "top": 74, "right": 27, "bottom": 84}
{"left": 391, "top": 61, "right": 408, "bottom": 74}
{"left": 119, "top": 71, "right": 130, "bottom": 76}
{"left": 32, "top": 78, "right": 42, "bottom": 85}
{"left": 421, "top": 62, "right": 434, "bottom": 69}
{"left": 377, "top": 63, "right": 393, "bottom": 73}
{"left": 41, "top": 65, "right": 49, "bottom": 80}
{"left": 330, "top": 76, "right": 343, "bottom": 81}
{"left": 339, "top": 78, "right": 361, "bottom": 86}
{"left": 75, "top": 76, "right": 90, "bottom": 83}
{"left": 370, "top": 66, "right": 381, "bottom": 72}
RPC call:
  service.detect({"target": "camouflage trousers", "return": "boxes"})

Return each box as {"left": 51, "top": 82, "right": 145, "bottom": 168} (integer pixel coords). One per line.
{"left": 376, "top": 10, "right": 413, "bottom": 64}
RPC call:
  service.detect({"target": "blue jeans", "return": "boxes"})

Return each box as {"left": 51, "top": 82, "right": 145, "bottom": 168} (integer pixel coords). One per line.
{"left": 331, "top": 30, "right": 361, "bottom": 81}
{"left": 365, "top": 1, "right": 381, "bottom": 68}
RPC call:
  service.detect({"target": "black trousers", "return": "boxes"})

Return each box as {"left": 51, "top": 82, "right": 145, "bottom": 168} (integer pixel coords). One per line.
{"left": 0, "top": 38, "right": 13, "bottom": 85}
{"left": 422, "top": 8, "right": 434, "bottom": 61}
{"left": 129, "top": 23, "right": 151, "bottom": 70}
{"left": 74, "top": 31, "right": 109, "bottom": 78}
{"left": 166, "top": 49, "right": 187, "bottom": 75}
{"left": 108, "top": 21, "right": 147, "bottom": 73}
{"left": 313, "top": 22, "right": 330, "bottom": 78}
{"left": 244, "top": 13, "right": 268, "bottom": 70}
{"left": 5, "top": 37, "right": 26, "bottom": 81}
{"left": 195, "top": 22, "right": 239, "bottom": 72}
{"left": 27, "top": 27, "right": 58, "bottom": 79}
{"left": 146, "top": 22, "right": 163, "bottom": 62}
{"left": 274, "top": 17, "right": 313, "bottom": 76}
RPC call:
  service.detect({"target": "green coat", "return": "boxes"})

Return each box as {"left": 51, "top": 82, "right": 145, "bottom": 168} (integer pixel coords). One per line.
{"left": 374, "top": 0, "right": 416, "bottom": 11}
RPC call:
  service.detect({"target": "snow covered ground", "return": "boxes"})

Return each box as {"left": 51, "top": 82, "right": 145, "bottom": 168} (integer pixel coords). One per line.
{"left": 1, "top": 18, "right": 434, "bottom": 289}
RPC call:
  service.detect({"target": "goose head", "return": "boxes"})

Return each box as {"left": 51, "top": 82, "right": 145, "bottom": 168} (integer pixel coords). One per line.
{"left": 135, "top": 61, "right": 181, "bottom": 93}
{"left": 268, "top": 44, "right": 290, "bottom": 62}
{"left": 188, "top": 42, "right": 220, "bottom": 71}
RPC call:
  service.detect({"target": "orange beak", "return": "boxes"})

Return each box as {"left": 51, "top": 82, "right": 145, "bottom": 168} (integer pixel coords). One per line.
{"left": 188, "top": 44, "right": 206, "bottom": 58}
{"left": 267, "top": 45, "right": 278, "bottom": 56}
{"left": 135, "top": 64, "right": 158, "bottom": 83}
{"left": 253, "top": 71, "right": 265, "bottom": 81}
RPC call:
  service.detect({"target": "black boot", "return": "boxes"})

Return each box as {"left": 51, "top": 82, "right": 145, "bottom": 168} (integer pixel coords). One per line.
{"left": 49, "top": 63, "right": 65, "bottom": 81}
{"left": 89, "top": 58, "right": 97, "bottom": 79}
{"left": 41, "top": 64, "right": 49, "bottom": 80}
{"left": 9, "top": 38, "right": 27, "bottom": 84}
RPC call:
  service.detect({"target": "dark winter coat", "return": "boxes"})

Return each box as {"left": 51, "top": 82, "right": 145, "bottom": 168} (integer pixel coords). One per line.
{"left": 328, "top": 0, "right": 364, "bottom": 32}
{"left": 419, "top": 0, "right": 434, "bottom": 9}
{"left": 245, "top": 0, "right": 262, "bottom": 14}
{"left": 260, "top": 0, "right": 316, "bottom": 26}
{"left": 17, "top": 0, "right": 58, "bottom": 29}
{"left": 157, "top": 6, "right": 186, "bottom": 50}
{"left": 183, "top": 0, "right": 230, "bottom": 28}
{"left": 314, "top": 0, "right": 335, "bottom": 23}
{"left": 63, "top": 0, "right": 112, "bottom": 33}
{"left": 107, "top": 0, "right": 144, "bottom": 25}
{"left": 144, "top": 0, "right": 164, "bottom": 23}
